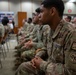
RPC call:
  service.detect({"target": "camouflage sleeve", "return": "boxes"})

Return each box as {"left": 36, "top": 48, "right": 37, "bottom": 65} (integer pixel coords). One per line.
{"left": 27, "top": 24, "right": 34, "bottom": 33}
{"left": 40, "top": 61, "right": 64, "bottom": 75}
{"left": 23, "top": 29, "right": 35, "bottom": 39}
{"left": 32, "top": 42, "right": 44, "bottom": 49}
{"left": 24, "top": 33, "right": 30, "bottom": 38}
{"left": 35, "top": 47, "right": 47, "bottom": 58}
{"left": 32, "top": 37, "right": 38, "bottom": 42}
{"left": 40, "top": 61, "right": 50, "bottom": 71}
{"left": 42, "top": 25, "right": 51, "bottom": 46}
{"left": 24, "top": 33, "right": 38, "bottom": 42}
{"left": 25, "top": 37, "right": 30, "bottom": 42}
{"left": 65, "top": 30, "right": 76, "bottom": 75}
{"left": 24, "top": 26, "right": 37, "bottom": 39}
{"left": 24, "top": 34, "right": 38, "bottom": 42}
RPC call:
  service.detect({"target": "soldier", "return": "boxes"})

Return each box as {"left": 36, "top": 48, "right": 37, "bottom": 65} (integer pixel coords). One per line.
{"left": 15, "top": 8, "right": 50, "bottom": 63}
{"left": 13, "top": 8, "right": 40, "bottom": 70}
{"left": 15, "top": 17, "right": 34, "bottom": 48}
{"left": 15, "top": 0, "right": 76, "bottom": 75}
{"left": 21, "top": 18, "right": 33, "bottom": 36}
{"left": 65, "top": 16, "right": 72, "bottom": 22}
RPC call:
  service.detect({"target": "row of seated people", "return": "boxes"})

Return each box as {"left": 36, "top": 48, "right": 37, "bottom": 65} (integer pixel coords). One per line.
{"left": 14, "top": 0, "right": 76, "bottom": 74}
{"left": 14, "top": 8, "right": 51, "bottom": 71}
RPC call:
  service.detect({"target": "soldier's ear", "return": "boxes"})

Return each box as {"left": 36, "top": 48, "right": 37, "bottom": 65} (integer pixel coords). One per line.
{"left": 50, "top": 7, "right": 56, "bottom": 16}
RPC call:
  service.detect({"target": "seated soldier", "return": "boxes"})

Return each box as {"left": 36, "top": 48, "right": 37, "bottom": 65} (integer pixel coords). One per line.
{"left": 15, "top": 0, "right": 76, "bottom": 75}
{"left": 14, "top": 8, "right": 50, "bottom": 70}
{"left": 16, "top": 17, "right": 34, "bottom": 43}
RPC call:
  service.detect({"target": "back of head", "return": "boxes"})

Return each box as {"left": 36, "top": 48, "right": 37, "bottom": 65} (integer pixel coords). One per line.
{"left": 67, "top": 16, "right": 71, "bottom": 22}
{"left": 28, "top": 18, "right": 32, "bottom": 24}
{"left": 35, "top": 7, "right": 41, "bottom": 14}
{"left": 41, "top": 0, "right": 64, "bottom": 17}
{"left": 2, "top": 17, "right": 9, "bottom": 26}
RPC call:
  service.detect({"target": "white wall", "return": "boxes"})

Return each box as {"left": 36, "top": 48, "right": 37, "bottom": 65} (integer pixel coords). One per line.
{"left": 0, "top": 0, "right": 8, "bottom": 11}
{"left": 22, "top": 0, "right": 32, "bottom": 18}
{"left": 64, "top": 2, "right": 76, "bottom": 14}
{"left": 10, "top": 0, "right": 21, "bottom": 26}
{"left": 0, "top": 0, "right": 76, "bottom": 25}
{"left": 0, "top": 0, "right": 41, "bottom": 25}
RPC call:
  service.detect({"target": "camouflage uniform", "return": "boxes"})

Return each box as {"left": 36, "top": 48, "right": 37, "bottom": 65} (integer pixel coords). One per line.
{"left": 23, "top": 22, "right": 29, "bottom": 32}
{"left": 40, "top": 20, "right": 76, "bottom": 75}
{"left": 21, "top": 24, "right": 50, "bottom": 60}
{"left": 19, "top": 22, "right": 31, "bottom": 35}
{"left": 15, "top": 20, "right": 76, "bottom": 75}
{"left": 24, "top": 24, "right": 40, "bottom": 42}
{"left": 18, "top": 23, "right": 34, "bottom": 41}
{"left": 15, "top": 24, "right": 39, "bottom": 50}
{"left": 24, "top": 23, "right": 34, "bottom": 36}
{"left": 14, "top": 24, "right": 43, "bottom": 67}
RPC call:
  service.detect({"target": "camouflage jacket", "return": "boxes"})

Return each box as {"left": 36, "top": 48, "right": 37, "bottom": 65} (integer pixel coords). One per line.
{"left": 40, "top": 20, "right": 76, "bottom": 75}
{"left": 24, "top": 24, "right": 39, "bottom": 42}
{"left": 35, "top": 25, "right": 51, "bottom": 57}
{"left": 21, "top": 23, "right": 34, "bottom": 36}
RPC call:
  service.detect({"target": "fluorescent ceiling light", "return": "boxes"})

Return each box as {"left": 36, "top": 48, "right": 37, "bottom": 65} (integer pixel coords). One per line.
{"left": 68, "top": 0, "right": 76, "bottom": 2}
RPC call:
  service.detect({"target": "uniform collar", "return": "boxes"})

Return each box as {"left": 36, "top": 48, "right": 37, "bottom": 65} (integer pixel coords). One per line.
{"left": 52, "top": 20, "right": 65, "bottom": 39}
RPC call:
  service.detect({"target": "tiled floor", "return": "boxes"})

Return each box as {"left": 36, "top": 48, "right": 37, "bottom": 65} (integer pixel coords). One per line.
{"left": 0, "top": 35, "right": 17, "bottom": 75}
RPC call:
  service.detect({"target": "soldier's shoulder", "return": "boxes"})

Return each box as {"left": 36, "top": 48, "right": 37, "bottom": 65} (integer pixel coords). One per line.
{"left": 43, "top": 24, "right": 50, "bottom": 28}
{"left": 63, "top": 21, "right": 76, "bottom": 32}
{"left": 64, "top": 22, "right": 76, "bottom": 40}
{"left": 30, "top": 23, "right": 34, "bottom": 26}
{"left": 43, "top": 25, "right": 50, "bottom": 30}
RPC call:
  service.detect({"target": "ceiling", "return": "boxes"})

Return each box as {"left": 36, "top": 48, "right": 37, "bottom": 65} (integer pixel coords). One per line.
{"left": 62, "top": 0, "right": 76, "bottom": 2}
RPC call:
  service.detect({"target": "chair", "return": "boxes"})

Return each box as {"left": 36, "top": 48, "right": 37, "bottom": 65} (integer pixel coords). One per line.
{"left": 0, "top": 54, "right": 2, "bottom": 68}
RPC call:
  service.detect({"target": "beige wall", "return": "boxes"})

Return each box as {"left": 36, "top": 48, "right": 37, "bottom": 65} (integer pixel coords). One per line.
{"left": 64, "top": 2, "right": 76, "bottom": 14}
{"left": 0, "top": 0, "right": 76, "bottom": 25}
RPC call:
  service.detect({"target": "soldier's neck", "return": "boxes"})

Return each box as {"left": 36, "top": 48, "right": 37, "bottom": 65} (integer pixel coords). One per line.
{"left": 50, "top": 17, "right": 61, "bottom": 31}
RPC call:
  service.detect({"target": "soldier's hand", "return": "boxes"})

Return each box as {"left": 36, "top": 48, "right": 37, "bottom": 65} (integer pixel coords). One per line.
{"left": 31, "top": 58, "right": 36, "bottom": 69}
{"left": 21, "top": 46, "right": 26, "bottom": 49}
{"left": 24, "top": 40, "right": 33, "bottom": 48}
{"left": 31, "top": 56, "right": 43, "bottom": 69}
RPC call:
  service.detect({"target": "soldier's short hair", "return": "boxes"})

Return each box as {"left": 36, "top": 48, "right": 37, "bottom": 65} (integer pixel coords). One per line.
{"left": 35, "top": 8, "right": 41, "bottom": 14}
{"left": 2, "top": 17, "right": 9, "bottom": 26}
{"left": 28, "top": 18, "right": 32, "bottom": 23}
{"left": 41, "top": 0, "right": 64, "bottom": 17}
{"left": 67, "top": 16, "right": 72, "bottom": 22}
